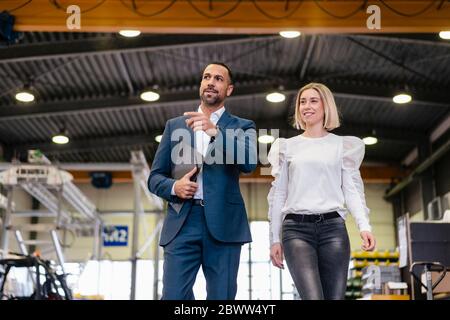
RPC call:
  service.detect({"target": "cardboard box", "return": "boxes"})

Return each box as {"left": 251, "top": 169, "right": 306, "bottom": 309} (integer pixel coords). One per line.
{"left": 383, "top": 282, "right": 408, "bottom": 295}
{"left": 421, "top": 271, "right": 450, "bottom": 294}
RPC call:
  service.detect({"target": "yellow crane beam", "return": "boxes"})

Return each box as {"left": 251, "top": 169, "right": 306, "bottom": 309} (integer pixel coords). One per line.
{"left": 2, "top": 1, "right": 449, "bottom": 33}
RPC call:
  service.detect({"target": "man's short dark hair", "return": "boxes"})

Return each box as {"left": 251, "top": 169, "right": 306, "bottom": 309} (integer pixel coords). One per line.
{"left": 205, "top": 62, "right": 233, "bottom": 84}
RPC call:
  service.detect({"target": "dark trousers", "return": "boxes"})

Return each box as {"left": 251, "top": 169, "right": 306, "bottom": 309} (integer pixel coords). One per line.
{"left": 162, "top": 205, "right": 242, "bottom": 300}
{"left": 282, "top": 215, "right": 351, "bottom": 300}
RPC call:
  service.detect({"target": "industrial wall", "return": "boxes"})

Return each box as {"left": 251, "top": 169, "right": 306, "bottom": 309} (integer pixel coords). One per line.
{"left": 435, "top": 152, "right": 450, "bottom": 197}
{"left": 400, "top": 147, "right": 450, "bottom": 223}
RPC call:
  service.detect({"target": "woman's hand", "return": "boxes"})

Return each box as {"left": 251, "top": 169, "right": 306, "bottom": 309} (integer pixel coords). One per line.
{"left": 270, "top": 243, "right": 285, "bottom": 269}
{"left": 360, "top": 231, "right": 376, "bottom": 251}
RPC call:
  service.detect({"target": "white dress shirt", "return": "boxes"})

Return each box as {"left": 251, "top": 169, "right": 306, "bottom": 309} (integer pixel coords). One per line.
{"left": 267, "top": 133, "right": 372, "bottom": 245}
{"left": 171, "top": 106, "right": 225, "bottom": 199}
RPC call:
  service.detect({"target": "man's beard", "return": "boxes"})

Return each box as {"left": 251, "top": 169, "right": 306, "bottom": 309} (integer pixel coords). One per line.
{"left": 201, "top": 92, "right": 223, "bottom": 107}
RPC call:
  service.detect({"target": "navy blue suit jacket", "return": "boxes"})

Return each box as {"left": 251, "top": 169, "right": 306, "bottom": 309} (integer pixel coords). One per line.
{"left": 148, "top": 110, "right": 257, "bottom": 246}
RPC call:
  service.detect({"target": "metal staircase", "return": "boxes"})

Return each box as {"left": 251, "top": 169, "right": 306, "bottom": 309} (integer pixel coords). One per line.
{"left": 0, "top": 151, "right": 103, "bottom": 275}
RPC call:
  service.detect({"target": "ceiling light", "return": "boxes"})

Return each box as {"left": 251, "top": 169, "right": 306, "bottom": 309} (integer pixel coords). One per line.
{"left": 140, "top": 90, "right": 160, "bottom": 102}
{"left": 52, "top": 133, "right": 69, "bottom": 145}
{"left": 119, "top": 30, "right": 141, "bottom": 38}
{"left": 266, "top": 92, "right": 285, "bottom": 103}
{"left": 258, "top": 135, "right": 275, "bottom": 144}
{"left": 155, "top": 135, "right": 162, "bottom": 143}
{"left": 439, "top": 31, "right": 450, "bottom": 40}
{"left": 363, "top": 136, "right": 378, "bottom": 145}
{"left": 393, "top": 93, "right": 412, "bottom": 104}
{"left": 15, "top": 91, "right": 35, "bottom": 103}
{"left": 279, "top": 31, "right": 301, "bottom": 39}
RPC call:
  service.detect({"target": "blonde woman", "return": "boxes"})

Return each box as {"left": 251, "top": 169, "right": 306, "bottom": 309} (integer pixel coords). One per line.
{"left": 267, "top": 83, "right": 376, "bottom": 300}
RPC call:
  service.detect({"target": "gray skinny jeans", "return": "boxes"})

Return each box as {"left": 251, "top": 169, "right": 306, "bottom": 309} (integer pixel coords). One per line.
{"left": 282, "top": 215, "right": 351, "bottom": 300}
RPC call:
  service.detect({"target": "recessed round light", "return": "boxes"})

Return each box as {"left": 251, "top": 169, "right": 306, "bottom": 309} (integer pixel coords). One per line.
{"left": 119, "top": 30, "right": 141, "bottom": 38}
{"left": 52, "top": 134, "right": 69, "bottom": 144}
{"left": 15, "top": 91, "right": 35, "bottom": 103}
{"left": 266, "top": 92, "right": 285, "bottom": 103}
{"left": 439, "top": 31, "right": 450, "bottom": 40}
{"left": 363, "top": 136, "right": 378, "bottom": 145}
{"left": 393, "top": 93, "right": 412, "bottom": 104}
{"left": 140, "top": 91, "right": 160, "bottom": 102}
{"left": 258, "top": 135, "right": 275, "bottom": 144}
{"left": 279, "top": 31, "right": 301, "bottom": 39}
{"left": 155, "top": 135, "right": 162, "bottom": 143}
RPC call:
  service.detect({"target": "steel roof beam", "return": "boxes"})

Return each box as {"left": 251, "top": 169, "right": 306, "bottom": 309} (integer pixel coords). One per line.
{"left": 1, "top": 81, "right": 448, "bottom": 121}
{"left": 0, "top": 35, "right": 275, "bottom": 63}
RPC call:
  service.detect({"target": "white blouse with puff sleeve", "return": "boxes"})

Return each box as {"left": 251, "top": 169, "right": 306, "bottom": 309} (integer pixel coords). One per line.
{"left": 267, "top": 133, "right": 371, "bottom": 245}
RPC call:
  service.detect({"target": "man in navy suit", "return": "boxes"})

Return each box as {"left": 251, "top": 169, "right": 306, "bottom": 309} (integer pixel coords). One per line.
{"left": 148, "top": 62, "right": 257, "bottom": 300}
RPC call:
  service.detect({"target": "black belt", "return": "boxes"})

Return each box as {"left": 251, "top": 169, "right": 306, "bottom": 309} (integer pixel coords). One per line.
{"left": 285, "top": 212, "right": 340, "bottom": 223}
{"left": 192, "top": 199, "right": 205, "bottom": 206}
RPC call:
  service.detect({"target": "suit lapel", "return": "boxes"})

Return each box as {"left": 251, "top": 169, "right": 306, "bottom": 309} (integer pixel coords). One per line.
{"left": 182, "top": 115, "right": 195, "bottom": 150}
{"left": 204, "top": 110, "right": 233, "bottom": 163}
{"left": 216, "top": 110, "right": 233, "bottom": 129}
{"left": 184, "top": 114, "right": 203, "bottom": 166}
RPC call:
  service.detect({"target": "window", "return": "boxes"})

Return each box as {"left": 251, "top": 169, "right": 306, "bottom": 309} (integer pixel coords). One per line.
{"left": 64, "top": 221, "right": 296, "bottom": 300}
